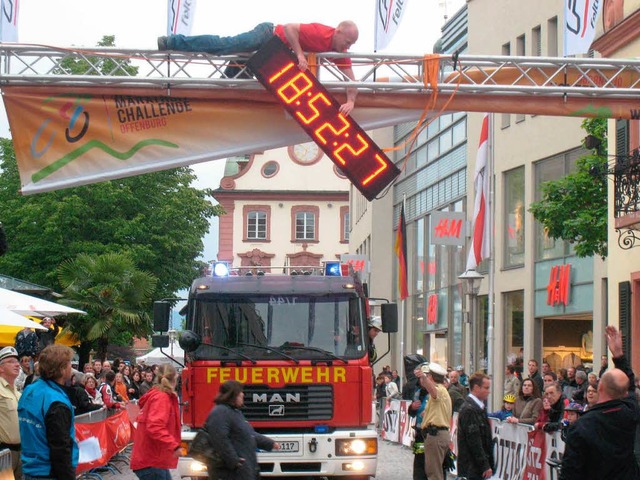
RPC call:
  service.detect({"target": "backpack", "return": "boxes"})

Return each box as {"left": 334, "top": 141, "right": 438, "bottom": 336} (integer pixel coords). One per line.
{"left": 15, "top": 329, "right": 38, "bottom": 358}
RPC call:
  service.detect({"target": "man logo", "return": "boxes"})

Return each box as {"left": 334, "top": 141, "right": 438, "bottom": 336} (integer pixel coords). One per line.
{"left": 269, "top": 405, "right": 285, "bottom": 416}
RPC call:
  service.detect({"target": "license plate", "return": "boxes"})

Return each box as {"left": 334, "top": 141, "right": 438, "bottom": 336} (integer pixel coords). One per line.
{"left": 279, "top": 441, "right": 299, "bottom": 452}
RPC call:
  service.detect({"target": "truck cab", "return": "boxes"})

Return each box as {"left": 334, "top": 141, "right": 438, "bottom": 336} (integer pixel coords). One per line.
{"left": 154, "top": 263, "right": 397, "bottom": 479}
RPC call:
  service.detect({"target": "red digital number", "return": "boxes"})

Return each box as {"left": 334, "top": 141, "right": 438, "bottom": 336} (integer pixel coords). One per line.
{"left": 362, "top": 154, "right": 389, "bottom": 185}
{"left": 335, "top": 133, "right": 368, "bottom": 166}
{"left": 271, "top": 64, "right": 313, "bottom": 104}
{"left": 296, "top": 92, "right": 331, "bottom": 124}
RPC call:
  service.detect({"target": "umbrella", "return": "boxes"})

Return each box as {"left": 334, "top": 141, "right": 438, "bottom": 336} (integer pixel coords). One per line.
{"left": 0, "top": 307, "right": 48, "bottom": 330}
{"left": 0, "top": 287, "right": 85, "bottom": 316}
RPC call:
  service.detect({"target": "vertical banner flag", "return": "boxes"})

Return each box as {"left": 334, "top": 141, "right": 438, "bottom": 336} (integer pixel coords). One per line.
{"left": 0, "top": 0, "right": 19, "bottom": 42}
{"left": 167, "top": 0, "right": 196, "bottom": 36}
{"left": 563, "top": 0, "right": 603, "bottom": 56}
{"left": 466, "top": 114, "right": 490, "bottom": 271}
{"left": 374, "top": 0, "right": 408, "bottom": 51}
{"left": 395, "top": 203, "right": 409, "bottom": 300}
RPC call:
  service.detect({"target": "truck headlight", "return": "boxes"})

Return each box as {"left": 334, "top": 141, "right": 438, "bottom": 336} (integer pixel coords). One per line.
{"left": 335, "top": 438, "right": 377, "bottom": 456}
{"left": 190, "top": 460, "right": 208, "bottom": 473}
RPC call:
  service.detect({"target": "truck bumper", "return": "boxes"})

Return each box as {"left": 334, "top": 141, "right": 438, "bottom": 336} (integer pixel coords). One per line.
{"left": 178, "top": 429, "right": 378, "bottom": 478}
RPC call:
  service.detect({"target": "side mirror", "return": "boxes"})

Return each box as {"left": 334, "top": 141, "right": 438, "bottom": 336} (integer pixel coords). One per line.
{"left": 153, "top": 301, "right": 171, "bottom": 332}
{"left": 381, "top": 303, "right": 398, "bottom": 333}
{"left": 152, "top": 334, "right": 170, "bottom": 348}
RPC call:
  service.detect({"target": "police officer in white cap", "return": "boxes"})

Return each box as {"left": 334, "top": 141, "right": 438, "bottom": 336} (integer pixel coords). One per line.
{"left": 0, "top": 346, "right": 23, "bottom": 478}
{"left": 419, "top": 362, "right": 452, "bottom": 480}
{"left": 367, "top": 316, "right": 382, "bottom": 364}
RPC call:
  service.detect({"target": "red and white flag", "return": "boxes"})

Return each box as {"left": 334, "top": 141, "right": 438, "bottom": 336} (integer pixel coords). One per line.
{"left": 167, "top": 0, "right": 197, "bottom": 36}
{"left": 466, "top": 114, "right": 491, "bottom": 270}
{"left": 0, "top": 0, "right": 19, "bottom": 43}
{"left": 374, "top": 0, "right": 408, "bottom": 51}
{"left": 563, "top": 0, "right": 603, "bottom": 56}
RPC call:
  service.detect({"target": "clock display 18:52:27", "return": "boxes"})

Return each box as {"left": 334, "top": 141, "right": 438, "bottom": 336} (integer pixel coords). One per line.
{"left": 247, "top": 36, "right": 400, "bottom": 201}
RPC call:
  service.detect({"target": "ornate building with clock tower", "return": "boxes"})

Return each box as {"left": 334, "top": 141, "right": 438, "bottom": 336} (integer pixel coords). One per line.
{"left": 212, "top": 142, "right": 350, "bottom": 271}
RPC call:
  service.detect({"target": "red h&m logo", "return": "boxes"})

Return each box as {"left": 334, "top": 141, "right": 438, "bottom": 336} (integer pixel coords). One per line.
{"left": 427, "top": 294, "right": 438, "bottom": 325}
{"left": 546, "top": 264, "right": 571, "bottom": 306}
{"left": 433, "top": 218, "right": 463, "bottom": 239}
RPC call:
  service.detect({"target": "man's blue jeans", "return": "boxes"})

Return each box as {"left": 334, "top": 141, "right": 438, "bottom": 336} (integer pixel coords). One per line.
{"left": 133, "top": 467, "right": 172, "bottom": 480}
{"left": 168, "top": 22, "right": 274, "bottom": 54}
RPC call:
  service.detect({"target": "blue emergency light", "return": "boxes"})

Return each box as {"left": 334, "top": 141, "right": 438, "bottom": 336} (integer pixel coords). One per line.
{"left": 213, "top": 262, "right": 230, "bottom": 277}
{"left": 325, "top": 261, "right": 342, "bottom": 276}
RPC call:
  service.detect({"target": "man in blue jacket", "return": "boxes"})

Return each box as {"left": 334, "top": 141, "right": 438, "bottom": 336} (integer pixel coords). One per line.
{"left": 560, "top": 325, "right": 640, "bottom": 480}
{"left": 18, "top": 344, "right": 79, "bottom": 480}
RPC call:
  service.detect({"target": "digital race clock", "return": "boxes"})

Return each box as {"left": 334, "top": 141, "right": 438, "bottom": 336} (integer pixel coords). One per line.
{"left": 247, "top": 36, "right": 400, "bottom": 201}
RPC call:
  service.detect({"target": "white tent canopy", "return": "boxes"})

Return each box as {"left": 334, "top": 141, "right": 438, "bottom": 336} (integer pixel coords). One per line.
{"left": 0, "top": 287, "right": 86, "bottom": 317}
{"left": 136, "top": 344, "right": 185, "bottom": 366}
{"left": 0, "top": 306, "right": 48, "bottom": 330}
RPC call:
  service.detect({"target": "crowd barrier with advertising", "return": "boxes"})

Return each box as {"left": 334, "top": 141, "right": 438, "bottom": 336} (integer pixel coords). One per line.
{"left": 74, "top": 403, "right": 139, "bottom": 474}
{"left": 379, "top": 399, "right": 565, "bottom": 480}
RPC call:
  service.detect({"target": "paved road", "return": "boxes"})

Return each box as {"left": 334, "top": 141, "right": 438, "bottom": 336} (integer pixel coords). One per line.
{"left": 110, "top": 436, "right": 413, "bottom": 480}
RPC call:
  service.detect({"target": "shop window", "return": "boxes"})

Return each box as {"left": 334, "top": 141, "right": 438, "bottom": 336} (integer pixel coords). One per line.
{"left": 504, "top": 167, "right": 525, "bottom": 267}
{"left": 504, "top": 290, "right": 525, "bottom": 376}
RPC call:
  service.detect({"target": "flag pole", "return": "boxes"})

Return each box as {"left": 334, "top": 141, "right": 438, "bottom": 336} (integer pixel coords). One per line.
{"left": 487, "top": 114, "right": 496, "bottom": 409}
{"left": 399, "top": 194, "right": 407, "bottom": 388}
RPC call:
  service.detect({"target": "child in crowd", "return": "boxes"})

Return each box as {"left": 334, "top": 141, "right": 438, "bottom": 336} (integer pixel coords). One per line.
{"left": 488, "top": 393, "right": 516, "bottom": 421}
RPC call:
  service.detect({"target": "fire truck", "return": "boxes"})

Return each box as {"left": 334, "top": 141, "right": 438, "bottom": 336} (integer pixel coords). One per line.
{"left": 153, "top": 261, "right": 397, "bottom": 479}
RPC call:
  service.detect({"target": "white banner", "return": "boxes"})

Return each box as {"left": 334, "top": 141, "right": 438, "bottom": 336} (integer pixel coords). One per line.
{"left": 167, "top": 0, "right": 197, "bottom": 36}
{"left": 563, "top": 0, "right": 603, "bottom": 56}
{"left": 0, "top": 0, "right": 19, "bottom": 42}
{"left": 374, "top": 0, "right": 408, "bottom": 51}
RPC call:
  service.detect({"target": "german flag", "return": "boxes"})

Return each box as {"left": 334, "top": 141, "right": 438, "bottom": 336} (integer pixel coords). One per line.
{"left": 395, "top": 204, "right": 409, "bottom": 300}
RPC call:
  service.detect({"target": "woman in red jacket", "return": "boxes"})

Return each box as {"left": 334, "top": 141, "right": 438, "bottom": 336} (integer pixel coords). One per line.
{"left": 130, "top": 364, "right": 183, "bottom": 479}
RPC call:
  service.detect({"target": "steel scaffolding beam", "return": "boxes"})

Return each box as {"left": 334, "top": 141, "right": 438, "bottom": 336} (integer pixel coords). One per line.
{"left": 1, "top": 45, "right": 640, "bottom": 99}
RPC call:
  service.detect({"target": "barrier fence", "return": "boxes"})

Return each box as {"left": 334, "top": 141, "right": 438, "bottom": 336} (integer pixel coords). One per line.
{"left": 380, "top": 399, "right": 565, "bottom": 480}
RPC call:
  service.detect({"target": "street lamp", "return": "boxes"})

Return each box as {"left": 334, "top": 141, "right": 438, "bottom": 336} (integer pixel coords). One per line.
{"left": 458, "top": 269, "right": 484, "bottom": 374}
{"left": 168, "top": 329, "right": 177, "bottom": 357}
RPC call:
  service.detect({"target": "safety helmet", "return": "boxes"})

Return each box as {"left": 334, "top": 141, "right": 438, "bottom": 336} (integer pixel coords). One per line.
{"left": 565, "top": 402, "right": 584, "bottom": 413}
{"left": 455, "top": 365, "right": 464, "bottom": 372}
{"left": 368, "top": 316, "right": 382, "bottom": 331}
{"left": 503, "top": 393, "right": 516, "bottom": 403}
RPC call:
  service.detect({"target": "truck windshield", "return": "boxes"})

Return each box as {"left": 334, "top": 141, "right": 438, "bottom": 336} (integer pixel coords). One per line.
{"left": 190, "top": 294, "right": 366, "bottom": 361}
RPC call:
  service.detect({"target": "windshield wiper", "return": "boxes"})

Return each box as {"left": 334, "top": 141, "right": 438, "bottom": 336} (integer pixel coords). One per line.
{"left": 279, "top": 344, "right": 348, "bottom": 364}
{"left": 200, "top": 342, "right": 257, "bottom": 364}
{"left": 236, "top": 342, "right": 300, "bottom": 364}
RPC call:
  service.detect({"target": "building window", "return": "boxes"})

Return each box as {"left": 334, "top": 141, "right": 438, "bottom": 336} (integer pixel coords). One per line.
{"left": 340, "top": 206, "right": 350, "bottom": 243}
{"left": 504, "top": 167, "right": 525, "bottom": 267}
{"left": 261, "top": 161, "right": 279, "bottom": 178}
{"left": 504, "top": 290, "right": 524, "bottom": 371}
{"left": 243, "top": 205, "right": 271, "bottom": 242}
{"left": 291, "top": 206, "right": 319, "bottom": 242}
{"left": 534, "top": 148, "right": 584, "bottom": 260}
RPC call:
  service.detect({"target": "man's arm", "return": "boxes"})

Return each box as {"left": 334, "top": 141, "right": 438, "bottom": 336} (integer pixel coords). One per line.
{"left": 606, "top": 325, "right": 636, "bottom": 393}
{"left": 337, "top": 66, "right": 357, "bottom": 116}
{"left": 282, "top": 23, "right": 307, "bottom": 71}
{"left": 282, "top": 23, "right": 357, "bottom": 115}
{"left": 45, "top": 402, "right": 75, "bottom": 480}
{"left": 420, "top": 374, "right": 439, "bottom": 399}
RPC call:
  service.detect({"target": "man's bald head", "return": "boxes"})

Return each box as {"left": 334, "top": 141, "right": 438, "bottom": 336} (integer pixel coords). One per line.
{"left": 333, "top": 21, "right": 359, "bottom": 51}
{"left": 598, "top": 368, "right": 629, "bottom": 402}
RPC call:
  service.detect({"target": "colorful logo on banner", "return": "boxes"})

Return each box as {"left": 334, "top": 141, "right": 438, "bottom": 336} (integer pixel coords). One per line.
{"left": 547, "top": 264, "right": 571, "bottom": 306}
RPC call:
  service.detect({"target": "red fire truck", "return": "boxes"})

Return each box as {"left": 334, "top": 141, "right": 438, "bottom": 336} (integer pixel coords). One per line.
{"left": 153, "top": 262, "right": 397, "bottom": 479}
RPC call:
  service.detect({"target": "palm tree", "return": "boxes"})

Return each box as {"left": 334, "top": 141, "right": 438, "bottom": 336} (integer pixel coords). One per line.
{"left": 58, "top": 252, "right": 158, "bottom": 361}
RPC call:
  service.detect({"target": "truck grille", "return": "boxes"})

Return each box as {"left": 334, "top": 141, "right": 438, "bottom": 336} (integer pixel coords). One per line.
{"left": 242, "top": 384, "right": 333, "bottom": 421}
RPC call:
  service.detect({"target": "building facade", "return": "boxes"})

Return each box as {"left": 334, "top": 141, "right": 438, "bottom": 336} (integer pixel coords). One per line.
{"left": 213, "top": 142, "right": 350, "bottom": 271}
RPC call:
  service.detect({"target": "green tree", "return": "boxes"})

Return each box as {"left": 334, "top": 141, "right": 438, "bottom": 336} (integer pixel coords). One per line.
{"left": 58, "top": 252, "right": 157, "bottom": 362}
{"left": 0, "top": 137, "right": 221, "bottom": 299}
{"left": 529, "top": 118, "right": 608, "bottom": 258}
